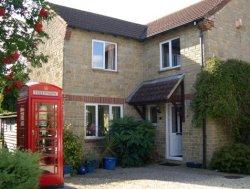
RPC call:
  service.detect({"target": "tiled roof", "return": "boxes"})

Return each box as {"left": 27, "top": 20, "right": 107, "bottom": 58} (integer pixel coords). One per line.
{"left": 127, "top": 74, "right": 184, "bottom": 105}
{"left": 51, "top": 0, "right": 230, "bottom": 40}
{"left": 146, "top": 0, "right": 231, "bottom": 37}
{"left": 51, "top": 4, "right": 147, "bottom": 41}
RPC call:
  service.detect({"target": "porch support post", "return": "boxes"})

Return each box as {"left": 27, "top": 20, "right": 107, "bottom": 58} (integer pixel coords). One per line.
{"left": 169, "top": 81, "right": 185, "bottom": 122}
{"left": 134, "top": 105, "right": 146, "bottom": 120}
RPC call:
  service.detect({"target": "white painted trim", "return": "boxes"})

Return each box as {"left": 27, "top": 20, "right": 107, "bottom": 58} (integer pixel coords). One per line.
{"left": 165, "top": 103, "right": 170, "bottom": 159}
{"left": 159, "top": 37, "right": 181, "bottom": 71}
{"left": 84, "top": 104, "right": 98, "bottom": 139}
{"left": 159, "top": 65, "right": 181, "bottom": 72}
{"left": 165, "top": 103, "right": 183, "bottom": 161}
{"left": 92, "top": 39, "right": 118, "bottom": 71}
{"left": 92, "top": 67, "right": 118, "bottom": 73}
{"left": 84, "top": 103, "right": 123, "bottom": 139}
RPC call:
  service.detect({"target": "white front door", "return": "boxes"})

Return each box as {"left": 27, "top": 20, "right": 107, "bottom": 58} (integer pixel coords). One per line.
{"left": 167, "top": 104, "right": 182, "bottom": 160}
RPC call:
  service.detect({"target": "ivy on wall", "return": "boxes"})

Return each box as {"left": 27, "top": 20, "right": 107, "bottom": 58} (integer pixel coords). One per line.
{"left": 192, "top": 58, "right": 250, "bottom": 144}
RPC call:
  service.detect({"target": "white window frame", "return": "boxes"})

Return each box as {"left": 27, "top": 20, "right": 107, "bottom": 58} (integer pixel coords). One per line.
{"left": 147, "top": 105, "right": 158, "bottom": 126}
{"left": 84, "top": 103, "right": 123, "bottom": 139}
{"left": 92, "top": 39, "right": 118, "bottom": 72}
{"left": 159, "top": 37, "right": 181, "bottom": 71}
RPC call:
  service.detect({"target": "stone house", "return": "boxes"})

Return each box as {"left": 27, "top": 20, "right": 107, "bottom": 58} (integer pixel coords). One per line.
{"left": 29, "top": 0, "right": 250, "bottom": 166}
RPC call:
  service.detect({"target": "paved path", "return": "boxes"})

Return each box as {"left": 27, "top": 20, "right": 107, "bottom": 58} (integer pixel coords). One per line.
{"left": 64, "top": 165, "right": 250, "bottom": 189}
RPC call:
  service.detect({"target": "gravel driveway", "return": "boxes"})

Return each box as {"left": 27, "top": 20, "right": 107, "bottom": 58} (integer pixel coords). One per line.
{"left": 64, "top": 165, "right": 250, "bottom": 189}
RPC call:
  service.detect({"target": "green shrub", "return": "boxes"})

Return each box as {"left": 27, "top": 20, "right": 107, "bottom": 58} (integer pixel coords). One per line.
{"left": 192, "top": 58, "right": 250, "bottom": 144}
{"left": 0, "top": 149, "right": 42, "bottom": 189}
{"left": 63, "top": 124, "right": 83, "bottom": 169}
{"left": 210, "top": 143, "right": 250, "bottom": 174}
{"left": 109, "top": 117, "right": 155, "bottom": 167}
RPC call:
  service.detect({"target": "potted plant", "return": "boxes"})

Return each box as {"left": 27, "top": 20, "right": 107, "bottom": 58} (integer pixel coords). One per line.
{"left": 77, "top": 164, "right": 88, "bottom": 175}
{"left": 63, "top": 124, "right": 83, "bottom": 176}
{"left": 102, "top": 133, "right": 117, "bottom": 170}
{"left": 84, "top": 151, "right": 97, "bottom": 173}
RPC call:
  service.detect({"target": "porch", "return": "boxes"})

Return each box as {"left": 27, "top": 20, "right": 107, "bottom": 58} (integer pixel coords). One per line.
{"left": 127, "top": 74, "right": 185, "bottom": 161}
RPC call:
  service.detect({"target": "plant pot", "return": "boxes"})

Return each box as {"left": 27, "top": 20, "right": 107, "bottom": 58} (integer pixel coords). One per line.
{"left": 85, "top": 160, "right": 96, "bottom": 173}
{"left": 186, "top": 162, "right": 203, "bottom": 169}
{"left": 86, "top": 165, "right": 95, "bottom": 173}
{"left": 103, "top": 157, "right": 117, "bottom": 170}
{"left": 63, "top": 165, "right": 73, "bottom": 176}
{"left": 77, "top": 165, "right": 88, "bottom": 175}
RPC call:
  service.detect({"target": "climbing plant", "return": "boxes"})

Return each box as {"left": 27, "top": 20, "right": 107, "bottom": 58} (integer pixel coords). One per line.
{"left": 192, "top": 58, "right": 250, "bottom": 144}
{"left": 0, "top": 0, "right": 55, "bottom": 112}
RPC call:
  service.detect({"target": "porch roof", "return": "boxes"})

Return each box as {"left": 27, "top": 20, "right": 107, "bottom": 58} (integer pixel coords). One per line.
{"left": 127, "top": 74, "right": 184, "bottom": 105}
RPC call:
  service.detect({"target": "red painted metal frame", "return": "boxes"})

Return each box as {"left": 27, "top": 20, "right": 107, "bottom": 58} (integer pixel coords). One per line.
{"left": 17, "top": 83, "right": 64, "bottom": 188}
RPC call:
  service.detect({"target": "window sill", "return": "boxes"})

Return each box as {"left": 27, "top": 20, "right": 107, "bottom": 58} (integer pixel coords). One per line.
{"left": 92, "top": 68, "right": 118, "bottom": 73}
{"left": 158, "top": 66, "right": 181, "bottom": 73}
{"left": 85, "top": 137, "right": 104, "bottom": 143}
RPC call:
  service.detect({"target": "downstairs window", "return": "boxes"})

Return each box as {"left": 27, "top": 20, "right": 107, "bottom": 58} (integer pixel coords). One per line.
{"left": 85, "top": 104, "right": 123, "bottom": 138}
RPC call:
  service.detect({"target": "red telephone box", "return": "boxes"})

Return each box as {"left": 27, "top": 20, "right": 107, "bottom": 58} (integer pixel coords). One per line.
{"left": 17, "top": 82, "right": 64, "bottom": 188}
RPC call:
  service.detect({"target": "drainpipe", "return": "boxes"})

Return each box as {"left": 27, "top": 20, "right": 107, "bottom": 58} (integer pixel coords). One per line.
{"left": 199, "top": 29, "right": 207, "bottom": 169}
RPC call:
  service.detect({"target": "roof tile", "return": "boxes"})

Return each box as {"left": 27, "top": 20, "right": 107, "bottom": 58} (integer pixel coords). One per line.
{"left": 127, "top": 74, "right": 184, "bottom": 105}
{"left": 51, "top": 0, "right": 230, "bottom": 40}
{"left": 146, "top": 0, "right": 231, "bottom": 37}
{"left": 51, "top": 4, "right": 147, "bottom": 40}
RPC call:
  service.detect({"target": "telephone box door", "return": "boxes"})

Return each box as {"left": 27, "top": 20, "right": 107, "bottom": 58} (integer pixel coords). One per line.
{"left": 32, "top": 99, "right": 63, "bottom": 186}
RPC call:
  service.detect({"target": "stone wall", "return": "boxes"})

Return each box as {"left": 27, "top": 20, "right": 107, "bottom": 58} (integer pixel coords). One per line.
{"left": 206, "top": 119, "right": 232, "bottom": 163}
{"left": 28, "top": 16, "right": 67, "bottom": 87}
{"left": 152, "top": 104, "right": 167, "bottom": 160}
{"left": 205, "top": 0, "right": 250, "bottom": 62}
{"left": 143, "top": 25, "right": 203, "bottom": 163}
{"left": 60, "top": 24, "right": 205, "bottom": 163}
{"left": 63, "top": 28, "right": 144, "bottom": 158}
{"left": 204, "top": 0, "right": 250, "bottom": 164}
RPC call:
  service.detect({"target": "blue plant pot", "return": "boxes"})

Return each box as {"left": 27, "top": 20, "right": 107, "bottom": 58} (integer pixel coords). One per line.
{"left": 77, "top": 165, "right": 88, "bottom": 175}
{"left": 63, "top": 165, "right": 73, "bottom": 175}
{"left": 85, "top": 160, "right": 96, "bottom": 173}
{"left": 186, "top": 162, "right": 203, "bottom": 168}
{"left": 103, "top": 157, "right": 117, "bottom": 170}
{"left": 86, "top": 165, "right": 95, "bottom": 173}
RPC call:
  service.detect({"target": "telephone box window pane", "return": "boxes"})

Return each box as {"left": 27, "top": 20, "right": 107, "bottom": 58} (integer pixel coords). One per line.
{"left": 17, "top": 105, "right": 26, "bottom": 149}
{"left": 98, "top": 105, "right": 109, "bottom": 137}
{"left": 86, "top": 106, "right": 96, "bottom": 136}
{"left": 41, "top": 165, "right": 57, "bottom": 174}
{"left": 36, "top": 104, "right": 57, "bottom": 128}
{"left": 112, "top": 106, "right": 121, "bottom": 120}
{"left": 39, "top": 129, "right": 57, "bottom": 137}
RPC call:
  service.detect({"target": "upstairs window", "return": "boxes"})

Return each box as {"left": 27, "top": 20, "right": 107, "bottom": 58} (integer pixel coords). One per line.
{"left": 92, "top": 40, "right": 117, "bottom": 71}
{"left": 160, "top": 38, "right": 180, "bottom": 70}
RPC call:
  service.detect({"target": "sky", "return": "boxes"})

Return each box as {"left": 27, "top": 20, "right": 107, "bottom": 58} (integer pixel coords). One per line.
{"left": 48, "top": 0, "right": 201, "bottom": 24}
